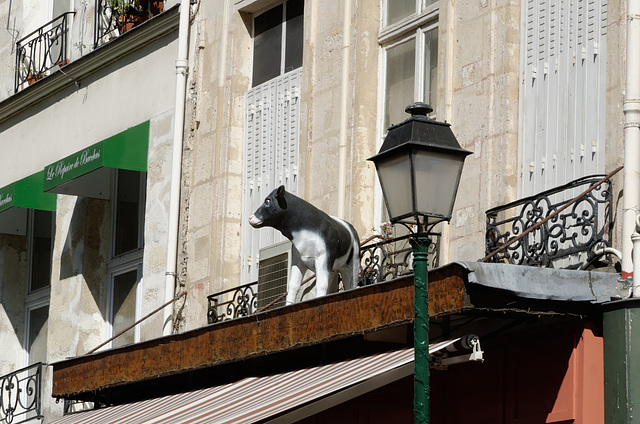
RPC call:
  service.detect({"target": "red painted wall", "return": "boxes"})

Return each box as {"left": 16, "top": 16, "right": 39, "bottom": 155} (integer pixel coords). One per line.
{"left": 297, "top": 320, "right": 604, "bottom": 424}
{"left": 431, "top": 320, "right": 604, "bottom": 423}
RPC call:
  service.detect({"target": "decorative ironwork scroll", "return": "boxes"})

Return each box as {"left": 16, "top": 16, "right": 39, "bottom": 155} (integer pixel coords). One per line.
{"left": 207, "top": 283, "right": 258, "bottom": 324}
{"left": 94, "top": 0, "right": 164, "bottom": 48}
{"left": 485, "top": 175, "right": 613, "bottom": 268}
{"left": 0, "top": 363, "right": 43, "bottom": 424}
{"left": 359, "top": 233, "right": 440, "bottom": 286}
{"left": 14, "top": 12, "right": 75, "bottom": 93}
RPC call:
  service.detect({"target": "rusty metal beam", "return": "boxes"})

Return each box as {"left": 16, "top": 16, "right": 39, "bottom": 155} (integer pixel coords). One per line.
{"left": 52, "top": 264, "right": 469, "bottom": 399}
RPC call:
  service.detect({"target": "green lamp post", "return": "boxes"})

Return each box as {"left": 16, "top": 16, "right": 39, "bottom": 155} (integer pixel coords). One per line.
{"left": 368, "top": 102, "right": 470, "bottom": 424}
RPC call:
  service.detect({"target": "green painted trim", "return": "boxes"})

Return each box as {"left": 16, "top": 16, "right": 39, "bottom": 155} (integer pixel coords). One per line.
{"left": 103, "top": 120, "right": 149, "bottom": 172}
{"left": 603, "top": 300, "right": 640, "bottom": 424}
{"left": 43, "top": 121, "right": 150, "bottom": 192}
{"left": 0, "top": 182, "right": 16, "bottom": 213}
{"left": 0, "top": 170, "right": 56, "bottom": 213}
{"left": 411, "top": 236, "right": 431, "bottom": 424}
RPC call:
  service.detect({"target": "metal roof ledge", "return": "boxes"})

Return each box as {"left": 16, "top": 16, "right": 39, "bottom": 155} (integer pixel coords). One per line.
{"left": 51, "top": 262, "right": 625, "bottom": 403}
{"left": 456, "top": 261, "right": 629, "bottom": 303}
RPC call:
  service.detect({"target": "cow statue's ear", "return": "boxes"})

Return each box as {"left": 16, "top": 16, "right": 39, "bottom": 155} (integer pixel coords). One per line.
{"left": 276, "top": 185, "right": 287, "bottom": 209}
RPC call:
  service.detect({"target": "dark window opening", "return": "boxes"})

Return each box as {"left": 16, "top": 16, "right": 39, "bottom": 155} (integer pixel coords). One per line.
{"left": 252, "top": 0, "right": 304, "bottom": 87}
{"left": 30, "top": 210, "right": 54, "bottom": 293}
{"left": 114, "top": 170, "right": 144, "bottom": 257}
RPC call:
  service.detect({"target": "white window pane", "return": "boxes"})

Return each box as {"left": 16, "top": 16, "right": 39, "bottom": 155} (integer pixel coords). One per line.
{"left": 112, "top": 269, "right": 138, "bottom": 348}
{"left": 424, "top": 0, "right": 438, "bottom": 9}
{"left": 28, "top": 305, "right": 49, "bottom": 364}
{"left": 423, "top": 28, "right": 438, "bottom": 112}
{"left": 385, "top": 38, "right": 416, "bottom": 129}
{"left": 386, "top": 0, "right": 416, "bottom": 26}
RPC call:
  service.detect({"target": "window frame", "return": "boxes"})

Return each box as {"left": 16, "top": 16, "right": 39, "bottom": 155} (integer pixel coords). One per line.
{"left": 106, "top": 169, "right": 146, "bottom": 348}
{"left": 251, "top": 0, "right": 304, "bottom": 87}
{"left": 26, "top": 209, "right": 54, "bottom": 297}
{"left": 375, "top": 0, "right": 440, "bottom": 227}
{"left": 24, "top": 209, "right": 55, "bottom": 366}
{"left": 109, "top": 170, "right": 146, "bottom": 264}
{"left": 107, "top": 262, "right": 143, "bottom": 349}
{"left": 24, "top": 301, "right": 50, "bottom": 366}
{"left": 379, "top": 15, "right": 439, "bottom": 130}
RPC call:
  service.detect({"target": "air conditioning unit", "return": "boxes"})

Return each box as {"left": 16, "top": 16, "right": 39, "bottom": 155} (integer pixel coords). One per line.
{"left": 257, "top": 241, "right": 292, "bottom": 311}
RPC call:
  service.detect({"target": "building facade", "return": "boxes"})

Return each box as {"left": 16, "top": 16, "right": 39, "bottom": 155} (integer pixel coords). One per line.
{"left": 0, "top": 0, "right": 630, "bottom": 423}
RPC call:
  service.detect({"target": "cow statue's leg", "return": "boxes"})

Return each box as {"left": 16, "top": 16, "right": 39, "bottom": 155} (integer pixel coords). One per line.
{"left": 339, "top": 263, "right": 355, "bottom": 291}
{"left": 349, "top": 238, "right": 360, "bottom": 289}
{"left": 337, "top": 234, "right": 360, "bottom": 291}
{"left": 286, "top": 249, "right": 307, "bottom": 305}
{"left": 327, "top": 270, "right": 341, "bottom": 294}
{"left": 314, "top": 257, "right": 332, "bottom": 297}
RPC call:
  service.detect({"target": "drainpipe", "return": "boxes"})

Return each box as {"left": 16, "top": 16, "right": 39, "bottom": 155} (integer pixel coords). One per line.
{"left": 163, "top": 0, "right": 191, "bottom": 336}
{"left": 337, "top": 0, "right": 352, "bottom": 218}
{"left": 623, "top": 0, "right": 640, "bottom": 286}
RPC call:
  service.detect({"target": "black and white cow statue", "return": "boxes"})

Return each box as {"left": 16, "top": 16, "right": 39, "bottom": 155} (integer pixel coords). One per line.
{"left": 249, "top": 186, "right": 360, "bottom": 305}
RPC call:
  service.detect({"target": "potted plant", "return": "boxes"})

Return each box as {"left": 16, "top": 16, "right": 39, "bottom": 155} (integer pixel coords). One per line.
{"left": 150, "top": 0, "right": 163, "bottom": 16}
{"left": 27, "top": 73, "right": 45, "bottom": 85}
{"left": 106, "top": 0, "right": 149, "bottom": 34}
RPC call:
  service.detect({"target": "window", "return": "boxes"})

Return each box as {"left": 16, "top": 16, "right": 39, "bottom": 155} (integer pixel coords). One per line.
{"left": 242, "top": 1, "right": 304, "bottom": 284}
{"left": 377, "top": 1, "right": 439, "bottom": 225}
{"left": 252, "top": 0, "right": 304, "bottom": 87}
{"left": 108, "top": 170, "right": 145, "bottom": 347}
{"left": 29, "top": 210, "right": 54, "bottom": 293}
{"left": 113, "top": 169, "right": 144, "bottom": 257}
{"left": 109, "top": 266, "right": 141, "bottom": 348}
{"left": 380, "top": 0, "right": 439, "bottom": 130}
{"left": 26, "top": 304, "right": 49, "bottom": 364}
{"left": 385, "top": 0, "right": 437, "bottom": 26}
{"left": 25, "top": 210, "right": 54, "bottom": 365}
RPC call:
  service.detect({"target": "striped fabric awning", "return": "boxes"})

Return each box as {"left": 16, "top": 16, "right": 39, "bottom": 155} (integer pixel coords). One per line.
{"left": 50, "top": 340, "right": 473, "bottom": 424}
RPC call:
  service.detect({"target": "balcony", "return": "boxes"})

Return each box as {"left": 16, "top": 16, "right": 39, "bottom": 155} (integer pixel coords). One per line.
{"left": 0, "top": 363, "right": 44, "bottom": 424}
{"left": 207, "top": 233, "right": 441, "bottom": 324}
{"left": 94, "top": 0, "right": 164, "bottom": 48}
{"left": 485, "top": 174, "right": 614, "bottom": 269}
{"left": 14, "top": 12, "right": 74, "bottom": 93}
{"left": 13, "top": 1, "right": 166, "bottom": 94}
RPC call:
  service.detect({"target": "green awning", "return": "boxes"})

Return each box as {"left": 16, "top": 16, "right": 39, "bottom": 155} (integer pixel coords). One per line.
{"left": 0, "top": 170, "right": 57, "bottom": 235}
{"left": 43, "top": 121, "right": 149, "bottom": 199}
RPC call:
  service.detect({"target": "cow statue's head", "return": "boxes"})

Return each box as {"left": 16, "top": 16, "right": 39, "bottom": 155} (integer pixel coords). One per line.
{"left": 248, "top": 185, "right": 288, "bottom": 229}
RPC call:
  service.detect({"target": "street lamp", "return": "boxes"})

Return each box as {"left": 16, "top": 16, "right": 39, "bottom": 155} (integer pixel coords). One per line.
{"left": 368, "top": 102, "right": 470, "bottom": 424}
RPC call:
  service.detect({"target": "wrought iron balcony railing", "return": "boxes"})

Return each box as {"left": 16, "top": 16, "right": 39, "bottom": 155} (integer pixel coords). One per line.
{"left": 94, "top": 0, "right": 164, "bottom": 48}
{"left": 207, "top": 233, "right": 440, "bottom": 324}
{"left": 207, "top": 283, "right": 258, "bottom": 324}
{"left": 14, "top": 12, "right": 75, "bottom": 93}
{"left": 485, "top": 174, "right": 613, "bottom": 268}
{"left": 0, "top": 363, "right": 44, "bottom": 424}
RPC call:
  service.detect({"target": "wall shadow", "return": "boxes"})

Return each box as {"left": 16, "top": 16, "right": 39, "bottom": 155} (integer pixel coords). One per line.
{"left": 59, "top": 196, "right": 110, "bottom": 320}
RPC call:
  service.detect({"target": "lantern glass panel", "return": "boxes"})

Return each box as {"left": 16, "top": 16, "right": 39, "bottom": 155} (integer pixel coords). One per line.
{"left": 413, "top": 150, "right": 464, "bottom": 220}
{"left": 376, "top": 153, "right": 413, "bottom": 220}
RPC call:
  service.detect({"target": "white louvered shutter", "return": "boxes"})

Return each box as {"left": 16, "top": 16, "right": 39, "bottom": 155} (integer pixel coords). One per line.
{"left": 242, "top": 69, "right": 302, "bottom": 284}
{"left": 519, "top": 0, "right": 607, "bottom": 196}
